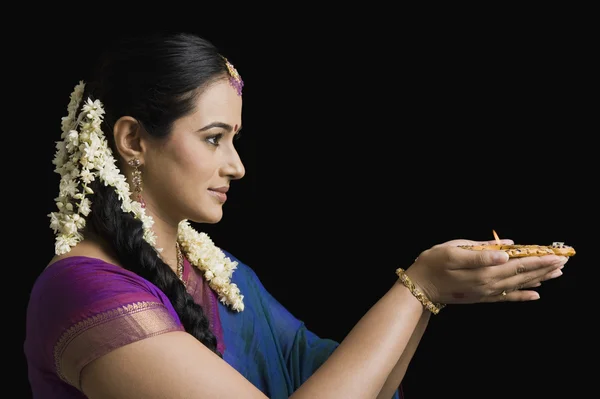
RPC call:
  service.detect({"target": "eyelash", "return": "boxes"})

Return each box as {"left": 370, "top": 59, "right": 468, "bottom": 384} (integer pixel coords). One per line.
{"left": 206, "top": 134, "right": 223, "bottom": 146}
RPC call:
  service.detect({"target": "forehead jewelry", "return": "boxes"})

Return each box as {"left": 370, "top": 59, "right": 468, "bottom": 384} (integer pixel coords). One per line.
{"left": 222, "top": 56, "right": 244, "bottom": 96}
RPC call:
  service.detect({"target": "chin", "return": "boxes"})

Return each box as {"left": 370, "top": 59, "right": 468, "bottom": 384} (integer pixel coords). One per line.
{"left": 205, "top": 216, "right": 223, "bottom": 224}
{"left": 190, "top": 208, "right": 224, "bottom": 224}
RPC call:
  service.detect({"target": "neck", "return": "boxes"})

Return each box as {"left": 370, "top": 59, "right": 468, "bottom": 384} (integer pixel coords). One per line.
{"left": 140, "top": 206, "right": 181, "bottom": 275}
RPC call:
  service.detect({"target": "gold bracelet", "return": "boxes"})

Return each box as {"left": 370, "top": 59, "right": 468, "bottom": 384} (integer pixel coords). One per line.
{"left": 395, "top": 268, "right": 446, "bottom": 315}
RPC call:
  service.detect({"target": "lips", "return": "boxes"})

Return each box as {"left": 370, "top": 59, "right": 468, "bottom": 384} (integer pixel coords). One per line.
{"left": 208, "top": 186, "right": 228, "bottom": 202}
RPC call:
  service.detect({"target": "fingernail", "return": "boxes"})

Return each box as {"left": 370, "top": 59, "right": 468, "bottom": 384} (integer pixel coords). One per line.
{"left": 549, "top": 270, "right": 563, "bottom": 279}
{"left": 492, "top": 252, "right": 509, "bottom": 264}
{"left": 553, "top": 258, "right": 565, "bottom": 267}
{"left": 530, "top": 292, "right": 540, "bottom": 300}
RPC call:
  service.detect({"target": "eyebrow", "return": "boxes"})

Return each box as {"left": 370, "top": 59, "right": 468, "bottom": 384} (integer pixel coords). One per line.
{"left": 197, "top": 122, "right": 242, "bottom": 133}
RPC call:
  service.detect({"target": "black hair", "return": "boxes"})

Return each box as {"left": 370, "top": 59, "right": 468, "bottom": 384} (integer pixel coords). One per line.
{"left": 81, "top": 32, "right": 231, "bottom": 356}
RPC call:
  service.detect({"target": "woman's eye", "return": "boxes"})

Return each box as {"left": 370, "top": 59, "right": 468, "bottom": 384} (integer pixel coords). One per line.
{"left": 206, "top": 134, "right": 223, "bottom": 146}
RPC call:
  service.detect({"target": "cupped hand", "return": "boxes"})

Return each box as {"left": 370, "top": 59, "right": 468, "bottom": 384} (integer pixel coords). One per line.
{"left": 405, "top": 238, "right": 568, "bottom": 304}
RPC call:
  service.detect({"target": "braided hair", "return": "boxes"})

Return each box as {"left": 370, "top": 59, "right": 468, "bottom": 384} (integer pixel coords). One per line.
{"left": 80, "top": 32, "right": 234, "bottom": 356}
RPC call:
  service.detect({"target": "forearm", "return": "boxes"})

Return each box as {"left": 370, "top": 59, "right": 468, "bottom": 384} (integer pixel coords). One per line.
{"left": 377, "top": 311, "right": 431, "bottom": 399}
{"left": 291, "top": 281, "right": 424, "bottom": 399}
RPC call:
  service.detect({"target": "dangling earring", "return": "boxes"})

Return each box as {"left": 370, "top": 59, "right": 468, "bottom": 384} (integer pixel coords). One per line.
{"left": 128, "top": 158, "right": 146, "bottom": 208}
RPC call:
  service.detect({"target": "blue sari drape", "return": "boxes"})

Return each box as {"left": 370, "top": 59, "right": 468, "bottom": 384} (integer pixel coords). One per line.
{"left": 220, "top": 251, "right": 402, "bottom": 399}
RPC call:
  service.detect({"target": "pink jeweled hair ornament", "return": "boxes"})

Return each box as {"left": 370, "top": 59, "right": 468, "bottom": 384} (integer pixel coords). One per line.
{"left": 222, "top": 56, "right": 244, "bottom": 96}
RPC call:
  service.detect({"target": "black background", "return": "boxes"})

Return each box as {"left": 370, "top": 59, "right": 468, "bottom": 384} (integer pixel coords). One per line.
{"left": 11, "top": 6, "right": 594, "bottom": 399}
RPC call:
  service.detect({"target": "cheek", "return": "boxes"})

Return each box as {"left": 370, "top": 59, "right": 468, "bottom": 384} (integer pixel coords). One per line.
{"left": 185, "top": 157, "right": 217, "bottom": 183}
{"left": 162, "top": 140, "right": 218, "bottom": 184}
{"left": 169, "top": 143, "right": 203, "bottom": 175}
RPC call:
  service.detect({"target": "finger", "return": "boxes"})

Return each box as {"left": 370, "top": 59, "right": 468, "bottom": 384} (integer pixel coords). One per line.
{"left": 450, "top": 246, "right": 510, "bottom": 269}
{"left": 539, "top": 267, "right": 564, "bottom": 282}
{"left": 492, "top": 279, "right": 542, "bottom": 294}
{"left": 493, "top": 255, "right": 565, "bottom": 281}
{"left": 482, "top": 239, "right": 514, "bottom": 245}
{"left": 521, "top": 281, "right": 542, "bottom": 289}
{"left": 445, "top": 238, "right": 514, "bottom": 247}
{"left": 480, "top": 289, "right": 540, "bottom": 302}
{"left": 524, "top": 262, "right": 564, "bottom": 285}
{"left": 506, "top": 278, "right": 545, "bottom": 291}
{"left": 490, "top": 259, "right": 565, "bottom": 293}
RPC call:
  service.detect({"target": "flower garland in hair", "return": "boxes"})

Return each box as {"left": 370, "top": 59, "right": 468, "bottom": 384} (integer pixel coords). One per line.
{"left": 50, "top": 81, "right": 157, "bottom": 255}
{"left": 49, "top": 81, "right": 244, "bottom": 311}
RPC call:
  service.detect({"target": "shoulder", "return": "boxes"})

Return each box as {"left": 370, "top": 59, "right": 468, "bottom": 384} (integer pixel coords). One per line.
{"left": 219, "top": 249, "right": 286, "bottom": 310}
{"left": 220, "top": 249, "right": 262, "bottom": 288}
{"left": 29, "top": 256, "right": 172, "bottom": 312}
{"left": 24, "top": 256, "right": 183, "bottom": 385}
{"left": 25, "top": 255, "right": 181, "bottom": 334}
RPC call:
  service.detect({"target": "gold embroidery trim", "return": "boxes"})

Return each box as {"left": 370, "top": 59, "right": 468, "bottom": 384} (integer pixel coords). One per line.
{"left": 54, "top": 301, "right": 182, "bottom": 389}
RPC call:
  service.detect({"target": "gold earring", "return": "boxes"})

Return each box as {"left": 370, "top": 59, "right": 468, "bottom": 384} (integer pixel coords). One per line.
{"left": 128, "top": 158, "right": 145, "bottom": 208}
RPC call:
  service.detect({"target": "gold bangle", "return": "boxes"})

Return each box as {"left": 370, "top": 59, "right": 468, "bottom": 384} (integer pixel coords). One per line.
{"left": 395, "top": 268, "right": 446, "bottom": 315}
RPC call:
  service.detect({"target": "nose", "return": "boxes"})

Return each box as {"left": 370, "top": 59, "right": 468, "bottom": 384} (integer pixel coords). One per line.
{"left": 222, "top": 147, "right": 245, "bottom": 180}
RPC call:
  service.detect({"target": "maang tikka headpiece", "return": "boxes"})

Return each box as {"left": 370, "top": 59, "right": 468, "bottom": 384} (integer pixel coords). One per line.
{"left": 222, "top": 56, "right": 244, "bottom": 96}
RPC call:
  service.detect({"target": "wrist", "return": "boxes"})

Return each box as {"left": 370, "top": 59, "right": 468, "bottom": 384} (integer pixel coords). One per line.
{"left": 404, "top": 265, "right": 436, "bottom": 302}
{"left": 396, "top": 267, "right": 446, "bottom": 315}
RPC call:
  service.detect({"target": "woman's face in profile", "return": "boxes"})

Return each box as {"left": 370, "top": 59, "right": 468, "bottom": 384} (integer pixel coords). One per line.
{"left": 142, "top": 78, "right": 245, "bottom": 225}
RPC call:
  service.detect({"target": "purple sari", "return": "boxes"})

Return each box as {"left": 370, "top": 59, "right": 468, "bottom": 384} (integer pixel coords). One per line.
{"left": 24, "top": 256, "right": 225, "bottom": 398}
{"left": 25, "top": 254, "right": 402, "bottom": 398}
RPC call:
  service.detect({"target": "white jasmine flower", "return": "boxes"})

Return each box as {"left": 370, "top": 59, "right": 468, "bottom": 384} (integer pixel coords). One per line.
{"left": 50, "top": 81, "right": 244, "bottom": 311}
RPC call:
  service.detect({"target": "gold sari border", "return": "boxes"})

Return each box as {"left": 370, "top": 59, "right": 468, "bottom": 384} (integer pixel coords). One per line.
{"left": 54, "top": 301, "right": 182, "bottom": 389}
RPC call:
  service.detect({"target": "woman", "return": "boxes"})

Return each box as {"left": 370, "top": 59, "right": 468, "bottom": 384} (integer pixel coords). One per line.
{"left": 24, "top": 32, "right": 567, "bottom": 398}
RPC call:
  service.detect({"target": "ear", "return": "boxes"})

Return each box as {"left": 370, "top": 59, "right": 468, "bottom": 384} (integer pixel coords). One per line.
{"left": 113, "top": 116, "right": 146, "bottom": 162}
